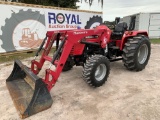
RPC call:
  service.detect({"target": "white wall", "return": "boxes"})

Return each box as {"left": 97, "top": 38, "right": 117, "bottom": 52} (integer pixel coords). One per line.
{"left": 149, "top": 13, "right": 160, "bottom": 38}
{"left": 122, "top": 13, "right": 160, "bottom": 38}
{"left": 139, "top": 13, "right": 150, "bottom": 31}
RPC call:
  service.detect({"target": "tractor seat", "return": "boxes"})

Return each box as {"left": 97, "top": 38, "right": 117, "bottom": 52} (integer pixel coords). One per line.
{"left": 111, "top": 22, "right": 128, "bottom": 40}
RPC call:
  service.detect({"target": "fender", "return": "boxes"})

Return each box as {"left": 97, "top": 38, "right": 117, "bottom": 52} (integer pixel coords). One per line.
{"left": 120, "top": 31, "right": 148, "bottom": 50}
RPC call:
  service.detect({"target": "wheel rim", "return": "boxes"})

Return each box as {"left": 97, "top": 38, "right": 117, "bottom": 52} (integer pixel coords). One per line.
{"left": 95, "top": 64, "right": 107, "bottom": 81}
{"left": 138, "top": 44, "right": 148, "bottom": 64}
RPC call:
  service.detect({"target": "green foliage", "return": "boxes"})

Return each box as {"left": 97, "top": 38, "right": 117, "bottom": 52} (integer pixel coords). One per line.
{"left": 0, "top": 48, "right": 56, "bottom": 63}
{"left": 80, "top": 0, "right": 103, "bottom": 7}
{"left": 19, "top": 0, "right": 79, "bottom": 9}
{"left": 53, "top": 0, "right": 79, "bottom": 9}
{"left": 0, "top": 52, "right": 35, "bottom": 63}
{"left": 150, "top": 39, "right": 160, "bottom": 44}
{"left": 18, "top": 0, "right": 103, "bottom": 9}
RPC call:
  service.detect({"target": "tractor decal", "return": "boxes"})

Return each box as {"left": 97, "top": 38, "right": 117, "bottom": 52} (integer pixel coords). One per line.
{"left": 19, "top": 27, "right": 44, "bottom": 48}
{"left": 85, "top": 15, "right": 102, "bottom": 29}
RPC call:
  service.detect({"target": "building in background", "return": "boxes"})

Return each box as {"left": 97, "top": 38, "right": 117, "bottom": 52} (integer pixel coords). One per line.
{"left": 122, "top": 13, "right": 160, "bottom": 38}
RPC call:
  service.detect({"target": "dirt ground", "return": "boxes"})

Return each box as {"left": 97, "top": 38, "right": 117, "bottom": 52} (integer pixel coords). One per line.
{"left": 0, "top": 44, "right": 160, "bottom": 120}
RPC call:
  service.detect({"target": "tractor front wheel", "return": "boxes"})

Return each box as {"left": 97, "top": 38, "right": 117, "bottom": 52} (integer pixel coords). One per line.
{"left": 62, "top": 57, "right": 74, "bottom": 72}
{"left": 82, "top": 55, "right": 110, "bottom": 87}
{"left": 122, "top": 35, "right": 151, "bottom": 71}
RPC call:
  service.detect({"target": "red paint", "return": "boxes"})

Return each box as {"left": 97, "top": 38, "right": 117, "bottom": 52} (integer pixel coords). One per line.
{"left": 30, "top": 26, "right": 148, "bottom": 91}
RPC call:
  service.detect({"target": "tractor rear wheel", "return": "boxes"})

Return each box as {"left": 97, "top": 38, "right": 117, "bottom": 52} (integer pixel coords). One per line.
{"left": 82, "top": 55, "right": 110, "bottom": 87}
{"left": 122, "top": 35, "right": 151, "bottom": 71}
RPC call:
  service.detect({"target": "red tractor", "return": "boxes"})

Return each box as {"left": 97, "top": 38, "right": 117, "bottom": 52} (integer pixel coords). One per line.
{"left": 6, "top": 22, "right": 151, "bottom": 118}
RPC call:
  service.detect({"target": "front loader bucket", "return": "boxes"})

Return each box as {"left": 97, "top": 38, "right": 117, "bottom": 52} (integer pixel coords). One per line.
{"left": 6, "top": 60, "right": 53, "bottom": 119}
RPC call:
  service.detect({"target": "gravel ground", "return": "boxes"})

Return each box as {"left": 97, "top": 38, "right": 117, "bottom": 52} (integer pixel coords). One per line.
{"left": 0, "top": 44, "right": 160, "bottom": 120}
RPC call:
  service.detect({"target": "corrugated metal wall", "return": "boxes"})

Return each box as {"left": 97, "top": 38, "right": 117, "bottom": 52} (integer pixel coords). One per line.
{"left": 149, "top": 13, "right": 160, "bottom": 38}
{"left": 123, "top": 13, "right": 160, "bottom": 38}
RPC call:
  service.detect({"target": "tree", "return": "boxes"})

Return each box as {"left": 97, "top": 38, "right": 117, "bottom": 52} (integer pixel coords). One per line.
{"left": 52, "top": 0, "right": 79, "bottom": 9}
{"left": 19, "top": 0, "right": 79, "bottom": 9}
{"left": 18, "top": 0, "right": 103, "bottom": 9}
{"left": 80, "top": 0, "right": 103, "bottom": 7}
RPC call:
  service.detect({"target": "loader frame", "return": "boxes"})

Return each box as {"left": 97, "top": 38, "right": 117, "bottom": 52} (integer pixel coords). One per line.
{"left": 31, "top": 28, "right": 110, "bottom": 91}
{"left": 6, "top": 25, "right": 150, "bottom": 118}
{"left": 31, "top": 25, "right": 149, "bottom": 91}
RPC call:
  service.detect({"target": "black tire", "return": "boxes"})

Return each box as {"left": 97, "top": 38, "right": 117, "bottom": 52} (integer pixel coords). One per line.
{"left": 0, "top": 9, "right": 45, "bottom": 52}
{"left": 62, "top": 57, "right": 74, "bottom": 72}
{"left": 82, "top": 55, "right": 110, "bottom": 87}
{"left": 85, "top": 16, "right": 102, "bottom": 29}
{"left": 62, "top": 61, "right": 73, "bottom": 71}
{"left": 122, "top": 35, "right": 151, "bottom": 71}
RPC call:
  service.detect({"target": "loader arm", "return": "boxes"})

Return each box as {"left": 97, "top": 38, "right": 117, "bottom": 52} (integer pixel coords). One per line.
{"left": 6, "top": 28, "right": 108, "bottom": 119}
{"left": 31, "top": 29, "right": 107, "bottom": 91}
